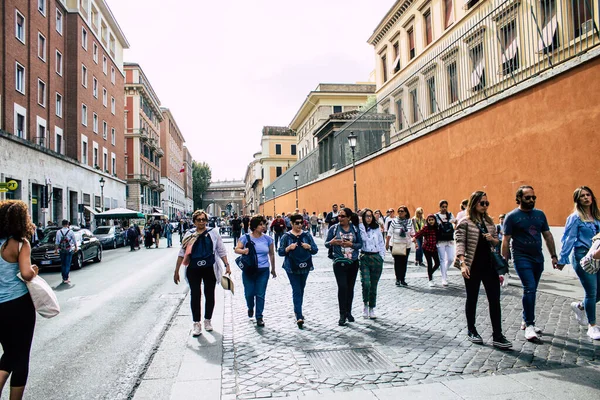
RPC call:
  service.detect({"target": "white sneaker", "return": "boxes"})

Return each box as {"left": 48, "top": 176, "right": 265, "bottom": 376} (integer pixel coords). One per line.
{"left": 587, "top": 325, "right": 600, "bottom": 340}
{"left": 369, "top": 307, "right": 377, "bottom": 319}
{"left": 524, "top": 325, "right": 538, "bottom": 340}
{"left": 428, "top": 280, "right": 435, "bottom": 287}
{"left": 363, "top": 305, "right": 369, "bottom": 318}
{"left": 520, "top": 321, "right": 542, "bottom": 334}
{"left": 571, "top": 302, "right": 587, "bottom": 326}
{"left": 442, "top": 280, "right": 448, "bottom": 286}
{"left": 204, "top": 319, "right": 213, "bottom": 332}
{"left": 192, "top": 322, "right": 202, "bottom": 337}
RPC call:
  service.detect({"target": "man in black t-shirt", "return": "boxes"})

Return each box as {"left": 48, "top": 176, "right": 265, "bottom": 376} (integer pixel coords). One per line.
{"left": 230, "top": 214, "right": 242, "bottom": 247}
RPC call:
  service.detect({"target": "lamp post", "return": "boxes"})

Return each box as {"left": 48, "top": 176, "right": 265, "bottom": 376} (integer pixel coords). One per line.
{"left": 293, "top": 172, "right": 299, "bottom": 209}
{"left": 347, "top": 132, "right": 358, "bottom": 212}
{"left": 261, "top": 194, "right": 265, "bottom": 215}
{"left": 272, "top": 186, "right": 276, "bottom": 217}
{"left": 99, "top": 177, "right": 105, "bottom": 211}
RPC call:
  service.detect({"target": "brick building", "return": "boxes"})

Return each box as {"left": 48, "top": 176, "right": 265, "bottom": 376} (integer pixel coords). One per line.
{"left": 159, "top": 107, "right": 186, "bottom": 220}
{"left": 183, "top": 145, "right": 194, "bottom": 216}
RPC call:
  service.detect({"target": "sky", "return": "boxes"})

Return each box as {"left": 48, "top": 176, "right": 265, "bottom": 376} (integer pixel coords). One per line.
{"left": 106, "top": 0, "right": 394, "bottom": 181}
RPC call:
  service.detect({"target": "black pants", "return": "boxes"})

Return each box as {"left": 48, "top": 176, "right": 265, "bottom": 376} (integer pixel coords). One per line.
{"left": 424, "top": 250, "right": 440, "bottom": 280}
{"left": 333, "top": 261, "right": 359, "bottom": 317}
{"left": 392, "top": 249, "right": 411, "bottom": 282}
{"left": 186, "top": 266, "right": 217, "bottom": 322}
{"left": 464, "top": 262, "right": 502, "bottom": 337}
{"left": 232, "top": 231, "right": 241, "bottom": 247}
{"left": 274, "top": 232, "right": 283, "bottom": 248}
{"left": 0, "top": 294, "right": 36, "bottom": 387}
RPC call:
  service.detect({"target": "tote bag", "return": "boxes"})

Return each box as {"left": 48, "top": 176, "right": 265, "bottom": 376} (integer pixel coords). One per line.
{"left": 18, "top": 273, "right": 60, "bottom": 318}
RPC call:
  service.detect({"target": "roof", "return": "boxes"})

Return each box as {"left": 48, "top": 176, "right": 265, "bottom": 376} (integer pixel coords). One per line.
{"left": 329, "top": 110, "right": 396, "bottom": 121}
{"left": 367, "top": 0, "right": 415, "bottom": 46}
{"left": 262, "top": 126, "right": 296, "bottom": 136}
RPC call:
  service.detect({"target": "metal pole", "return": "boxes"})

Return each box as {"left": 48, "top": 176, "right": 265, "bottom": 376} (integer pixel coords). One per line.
{"left": 273, "top": 199, "right": 276, "bottom": 218}
{"left": 295, "top": 181, "right": 298, "bottom": 209}
{"left": 101, "top": 186, "right": 104, "bottom": 211}
{"left": 352, "top": 148, "right": 358, "bottom": 211}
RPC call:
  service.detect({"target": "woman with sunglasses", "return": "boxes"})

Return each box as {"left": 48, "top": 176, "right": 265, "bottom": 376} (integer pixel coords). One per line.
{"left": 386, "top": 206, "right": 414, "bottom": 286}
{"left": 278, "top": 213, "right": 318, "bottom": 328}
{"left": 175, "top": 210, "right": 231, "bottom": 336}
{"left": 558, "top": 186, "right": 600, "bottom": 340}
{"left": 358, "top": 209, "right": 386, "bottom": 319}
{"left": 455, "top": 191, "right": 511, "bottom": 349}
{"left": 325, "top": 207, "right": 362, "bottom": 326}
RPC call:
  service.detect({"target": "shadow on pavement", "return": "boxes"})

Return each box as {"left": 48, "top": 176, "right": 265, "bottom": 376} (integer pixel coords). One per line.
{"left": 53, "top": 282, "right": 75, "bottom": 291}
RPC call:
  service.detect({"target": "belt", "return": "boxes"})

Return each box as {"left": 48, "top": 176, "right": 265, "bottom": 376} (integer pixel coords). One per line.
{"left": 361, "top": 251, "right": 379, "bottom": 255}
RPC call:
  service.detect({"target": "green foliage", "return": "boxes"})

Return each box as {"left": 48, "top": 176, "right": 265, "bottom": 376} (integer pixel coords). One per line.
{"left": 359, "top": 95, "right": 377, "bottom": 112}
{"left": 192, "top": 161, "right": 211, "bottom": 210}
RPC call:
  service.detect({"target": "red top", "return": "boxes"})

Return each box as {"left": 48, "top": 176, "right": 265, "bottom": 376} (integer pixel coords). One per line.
{"left": 414, "top": 226, "right": 438, "bottom": 252}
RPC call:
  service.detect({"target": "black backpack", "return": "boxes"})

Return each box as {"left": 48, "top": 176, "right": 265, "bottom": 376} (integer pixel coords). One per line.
{"left": 436, "top": 213, "right": 454, "bottom": 241}
{"left": 286, "top": 232, "right": 313, "bottom": 272}
{"left": 234, "top": 234, "right": 259, "bottom": 274}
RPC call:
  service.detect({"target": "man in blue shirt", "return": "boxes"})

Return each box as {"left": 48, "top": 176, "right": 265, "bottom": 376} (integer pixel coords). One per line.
{"left": 502, "top": 186, "right": 558, "bottom": 341}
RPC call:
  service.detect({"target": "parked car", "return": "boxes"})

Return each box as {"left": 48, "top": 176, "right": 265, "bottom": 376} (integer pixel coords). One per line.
{"left": 31, "top": 228, "right": 102, "bottom": 270}
{"left": 93, "top": 226, "right": 126, "bottom": 249}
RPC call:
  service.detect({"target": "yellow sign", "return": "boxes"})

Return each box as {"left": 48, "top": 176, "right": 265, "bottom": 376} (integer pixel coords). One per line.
{"left": 31, "top": 198, "right": 38, "bottom": 205}
{"left": 0, "top": 188, "right": 7, "bottom": 193}
{"left": 0, "top": 180, "right": 18, "bottom": 191}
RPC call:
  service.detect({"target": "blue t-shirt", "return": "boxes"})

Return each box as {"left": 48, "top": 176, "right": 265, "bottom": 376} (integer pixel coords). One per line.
{"left": 240, "top": 234, "right": 273, "bottom": 268}
{"left": 0, "top": 238, "right": 29, "bottom": 303}
{"left": 504, "top": 208, "right": 550, "bottom": 263}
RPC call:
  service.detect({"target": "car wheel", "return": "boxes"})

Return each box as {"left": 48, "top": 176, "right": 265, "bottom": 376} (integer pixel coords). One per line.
{"left": 112, "top": 239, "right": 117, "bottom": 249}
{"left": 94, "top": 246, "right": 102, "bottom": 263}
{"left": 73, "top": 252, "right": 84, "bottom": 270}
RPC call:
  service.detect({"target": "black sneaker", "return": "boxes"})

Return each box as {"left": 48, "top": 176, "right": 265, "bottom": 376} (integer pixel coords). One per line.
{"left": 338, "top": 316, "right": 347, "bottom": 326}
{"left": 248, "top": 309, "right": 254, "bottom": 318}
{"left": 400, "top": 281, "right": 408, "bottom": 286}
{"left": 256, "top": 318, "right": 265, "bottom": 327}
{"left": 493, "top": 335, "right": 512, "bottom": 349}
{"left": 467, "top": 331, "right": 484, "bottom": 344}
{"left": 297, "top": 319, "right": 304, "bottom": 329}
{"left": 346, "top": 314, "right": 355, "bottom": 323}
{"left": 395, "top": 280, "right": 401, "bottom": 286}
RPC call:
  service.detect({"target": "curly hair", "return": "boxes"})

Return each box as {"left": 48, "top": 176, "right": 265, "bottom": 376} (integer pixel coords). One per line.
{"left": 0, "top": 200, "right": 35, "bottom": 241}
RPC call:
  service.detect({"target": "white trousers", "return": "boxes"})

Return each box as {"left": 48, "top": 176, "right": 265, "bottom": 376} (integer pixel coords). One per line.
{"left": 436, "top": 242, "right": 455, "bottom": 281}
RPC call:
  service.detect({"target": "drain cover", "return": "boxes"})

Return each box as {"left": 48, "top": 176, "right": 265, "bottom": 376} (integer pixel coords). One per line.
{"left": 305, "top": 348, "right": 400, "bottom": 376}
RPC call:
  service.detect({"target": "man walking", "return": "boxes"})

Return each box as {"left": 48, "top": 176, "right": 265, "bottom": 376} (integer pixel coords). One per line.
{"left": 270, "top": 214, "right": 286, "bottom": 248}
{"left": 310, "top": 212, "right": 319, "bottom": 236}
{"left": 435, "top": 200, "right": 456, "bottom": 286}
{"left": 55, "top": 219, "right": 77, "bottom": 284}
{"left": 230, "top": 213, "right": 242, "bottom": 247}
{"left": 325, "top": 204, "right": 339, "bottom": 228}
{"left": 502, "top": 185, "right": 558, "bottom": 341}
{"left": 165, "top": 220, "right": 173, "bottom": 248}
{"left": 384, "top": 209, "right": 395, "bottom": 240}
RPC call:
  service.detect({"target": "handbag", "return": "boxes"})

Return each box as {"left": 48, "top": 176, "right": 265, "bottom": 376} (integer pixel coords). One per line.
{"left": 235, "top": 234, "right": 258, "bottom": 274}
{"left": 475, "top": 221, "right": 509, "bottom": 275}
{"left": 580, "top": 234, "right": 600, "bottom": 274}
{"left": 391, "top": 241, "right": 407, "bottom": 256}
{"left": 18, "top": 273, "right": 60, "bottom": 318}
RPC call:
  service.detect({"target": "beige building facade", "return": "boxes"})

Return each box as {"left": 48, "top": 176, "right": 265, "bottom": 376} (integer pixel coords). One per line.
{"left": 183, "top": 145, "right": 194, "bottom": 216}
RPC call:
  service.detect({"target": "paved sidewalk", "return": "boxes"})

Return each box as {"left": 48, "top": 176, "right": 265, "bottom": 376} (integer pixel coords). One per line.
{"left": 133, "top": 234, "right": 599, "bottom": 400}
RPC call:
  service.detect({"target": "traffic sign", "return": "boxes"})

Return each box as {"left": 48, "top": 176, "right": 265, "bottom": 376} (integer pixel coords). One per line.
{"left": 0, "top": 180, "right": 18, "bottom": 191}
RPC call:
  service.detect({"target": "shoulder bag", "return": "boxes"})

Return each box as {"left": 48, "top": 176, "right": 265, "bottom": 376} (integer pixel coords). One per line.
{"left": 235, "top": 234, "right": 259, "bottom": 274}
{"left": 476, "top": 221, "right": 509, "bottom": 275}
{"left": 391, "top": 220, "right": 408, "bottom": 256}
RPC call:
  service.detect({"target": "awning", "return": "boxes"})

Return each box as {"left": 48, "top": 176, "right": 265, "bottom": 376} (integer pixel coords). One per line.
{"left": 95, "top": 207, "right": 145, "bottom": 219}
{"left": 152, "top": 207, "right": 163, "bottom": 214}
{"left": 84, "top": 206, "right": 97, "bottom": 215}
{"left": 502, "top": 37, "right": 518, "bottom": 62}
{"left": 538, "top": 15, "right": 558, "bottom": 52}
{"left": 392, "top": 54, "right": 401, "bottom": 71}
{"left": 471, "top": 59, "right": 484, "bottom": 89}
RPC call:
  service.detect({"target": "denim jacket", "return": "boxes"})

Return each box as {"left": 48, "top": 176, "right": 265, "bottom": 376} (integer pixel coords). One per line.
{"left": 277, "top": 231, "right": 318, "bottom": 274}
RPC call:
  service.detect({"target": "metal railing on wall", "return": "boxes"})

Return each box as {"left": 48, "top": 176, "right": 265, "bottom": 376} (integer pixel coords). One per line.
{"left": 264, "top": 0, "right": 599, "bottom": 201}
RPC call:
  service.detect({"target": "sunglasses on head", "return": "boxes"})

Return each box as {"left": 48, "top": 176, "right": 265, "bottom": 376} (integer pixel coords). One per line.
{"left": 479, "top": 201, "right": 490, "bottom": 207}
{"left": 523, "top": 195, "right": 537, "bottom": 201}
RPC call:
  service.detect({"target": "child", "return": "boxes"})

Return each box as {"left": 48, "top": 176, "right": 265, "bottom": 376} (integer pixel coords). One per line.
{"left": 414, "top": 214, "right": 440, "bottom": 286}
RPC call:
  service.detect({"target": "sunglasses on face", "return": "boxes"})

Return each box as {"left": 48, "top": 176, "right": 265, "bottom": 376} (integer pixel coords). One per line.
{"left": 195, "top": 218, "right": 207, "bottom": 222}
{"left": 479, "top": 201, "right": 490, "bottom": 207}
{"left": 293, "top": 221, "right": 303, "bottom": 225}
{"left": 338, "top": 215, "right": 348, "bottom": 218}
{"left": 365, "top": 214, "right": 373, "bottom": 218}
{"left": 523, "top": 195, "right": 537, "bottom": 201}
{"left": 398, "top": 210, "right": 406, "bottom": 213}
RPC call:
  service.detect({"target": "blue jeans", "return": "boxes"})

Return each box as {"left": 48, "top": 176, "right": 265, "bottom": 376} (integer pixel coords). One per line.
{"left": 286, "top": 271, "right": 309, "bottom": 320}
{"left": 166, "top": 233, "right": 172, "bottom": 247}
{"left": 415, "top": 238, "right": 423, "bottom": 264}
{"left": 513, "top": 258, "right": 544, "bottom": 326}
{"left": 242, "top": 268, "right": 270, "bottom": 319}
{"left": 573, "top": 247, "right": 600, "bottom": 325}
{"left": 59, "top": 251, "right": 73, "bottom": 281}
{"left": 274, "top": 232, "right": 283, "bottom": 249}
{"left": 311, "top": 225, "right": 318, "bottom": 236}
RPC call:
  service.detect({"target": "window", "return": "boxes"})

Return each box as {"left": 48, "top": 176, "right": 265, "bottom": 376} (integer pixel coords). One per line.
{"left": 381, "top": 54, "right": 388, "bottom": 83}
{"left": 275, "top": 144, "right": 281, "bottom": 155}
{"left": 466, "top": 0, "right": 480, "bottom": 9}
{"left": 82, "top": 27, "right": 87, "bottom": 50}
{"left": 408, "top": 28, "right": 416, "bottom": 60}
{"left": 444, "top": 0, "right": 454, "bottom": 28}
{"left": 112, "top": 155, "right": 116, "bottom": 174}
{"left": 427, "top": 76, "right": 437, "bottom": 114}
{"left": 333, "top": 106, "right": 343, "bottom": 114}
{"left": 38, "top": 33, "right": 46, "bottom": 61}
{"left": 102, "top": 88, "right": 107, "bottom": 107}
{"left": 55, "top": 128, "right": 63, "bottom": 154}
{"left": 396, "top": 98, "right": 403, "bottom": 130}
{"left": 15, "top": 63, "right": 25, "bottom": 94}
{"left": 82, "top": 137, "right": 88, "bottom": 164}
{"left": 291, "top": 144, "right": 297, "bottom": 155}
{"left": 82, "top": 64, "right": 88, "bottom": 87}
{"left": 111, "top": 67, "right": 115, "bottom": 84}
{"left": 111, "top": 97, "right": 115, "bottom": 114}
{"left": 15, "top": 11, "right": 25, "bottom": 42}
{"left": 470, "top": 43, "right": 486, "bottom": 91}
{"left": 393, "top": 42, "right": 401, "bottom": 73}
{"left": 93, "top": 113, "right": 98, "bottom": 133}
{"left": 15, "top": 112, "right": 26, "bottom": 139}
{"left": 102, "top": 121, "right": 108, "bottom": 140}
{"left": 111, "top": 128, "right": 116, "bottom": 145}
{"left": 571, "top": 0, "right": 593, "bottom": 38}
{"left": 56, "top": 93, "right": 63, "bottom": 117}
{"left": 93, "top": 43, "right": 98, "bottom": 63}
{"left": 56, "top": 51, "right": 63, "bottom": 75}
{"left": 93, "top": 77, "right": 98, "bottom": 98}
{"left": 38, "top": 0, "right": 46, "bottom": 15}
{"left": 38, "top": 80, "right": 46, "bottom": 107}
{"left": 82, "top": 104, "right": 88, "bottom": 126}
{"left": 538, "top": 0, "right": 558, "bottom": 53}
{"left": 447, "top": 62, "right": 459, "bottom": 103}
{"left": 276, "top": 167, "right": 283, "bottom": 177}
{"left": 410, "top": 88, "right": 419, "bottom": 123}
{"left": 56, "top": 9, "right": 63, "bottom": 34}
{"left": 37, "top": 124, "right": 46, "bottom": 147}
{"left": 103, "top": 56, "right": 107, "bottom": 74}
{"left": 103, "top": 151, "right": 108, "bottom": 171}
{"left": 500, "top": 20, "right": 520, "bottom": 75}
{"left": 424, "top": 11, "right": 433, "bottom": 46}
{"left": 93, "top": 145, "right": 98, "bottom": 167}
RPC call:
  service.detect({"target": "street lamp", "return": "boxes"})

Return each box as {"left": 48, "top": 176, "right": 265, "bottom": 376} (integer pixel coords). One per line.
{"left": 261, "top": 194, "right": 265, "bottom": 215}
{"left": 99, "top": 177, "right": 105, "bottom": 211}
{"left": 347, "top": 132, "right": 358, "bottom": 212}
{"left": 272, "top": 186, "right": 276, "bottom": 217}
{"left": 293, "top": 172, "right": 299, "bottom": 209}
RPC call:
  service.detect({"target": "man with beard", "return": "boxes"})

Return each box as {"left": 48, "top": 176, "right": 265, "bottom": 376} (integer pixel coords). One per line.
{"left": 502, "top": 185, "right": 558, "bottom": 342}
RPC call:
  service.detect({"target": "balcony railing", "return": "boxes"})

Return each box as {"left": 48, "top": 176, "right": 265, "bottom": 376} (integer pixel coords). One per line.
{"left": 155, "top": 147, "right": 164, "bottom": 157}
{"left": 128, "top": 174, "right": 149, "bottom": 184}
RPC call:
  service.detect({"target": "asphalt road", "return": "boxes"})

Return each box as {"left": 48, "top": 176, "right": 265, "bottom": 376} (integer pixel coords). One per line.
{"left": 1, "top": 242, "right": 188, "bottom": 400}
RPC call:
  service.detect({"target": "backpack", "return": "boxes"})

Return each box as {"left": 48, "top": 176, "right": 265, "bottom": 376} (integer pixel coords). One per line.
{"left": 327, "top": 224, "right": 358, "bottom": 260}
{"left": 285, "top": 232, "right": 313, "bottom": 272}
{"left": 127, "top": 227, "right": 137, "bottom": 239}
{"left": 234, "top": 234, "right": 259, "bottom": 274}
{"left": 189, "top": 229, "right": 215, "bottom": 268}
{"left": 58, "top": 229, "right": 71, "bottom": 252}
{"left": 436, "top": 213, "right": 454, "bottom": 242}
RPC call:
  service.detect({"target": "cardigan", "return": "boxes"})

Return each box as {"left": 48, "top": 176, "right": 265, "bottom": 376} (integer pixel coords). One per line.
{"left": 454, "top": 218, "right": 498, "bottom": 270}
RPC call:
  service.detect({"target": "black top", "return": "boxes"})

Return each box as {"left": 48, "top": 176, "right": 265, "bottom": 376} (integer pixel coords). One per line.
{"left": 472, "top": 229, "right": 491, "bottom": 270}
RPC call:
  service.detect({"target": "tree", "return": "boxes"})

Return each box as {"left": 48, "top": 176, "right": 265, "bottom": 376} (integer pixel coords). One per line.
{"left": 192, "top": 161, "right": 211, "bottom": 210}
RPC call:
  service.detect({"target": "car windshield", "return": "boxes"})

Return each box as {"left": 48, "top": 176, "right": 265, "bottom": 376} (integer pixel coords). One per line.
{"left": 40, "top": 231, "right": 57, "bottom": 244}
{"left": 94, "top": 227, "right": 112, "bottom": 235}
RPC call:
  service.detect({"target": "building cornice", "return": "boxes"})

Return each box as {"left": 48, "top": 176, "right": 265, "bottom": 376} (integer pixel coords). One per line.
{"left": 367, "top": 0, "right": 416, "bottom": 46}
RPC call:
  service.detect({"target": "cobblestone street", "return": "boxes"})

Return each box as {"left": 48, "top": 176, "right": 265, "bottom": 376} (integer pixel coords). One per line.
{"left": 220, "top": 237, "right": 600, "bottom": 399}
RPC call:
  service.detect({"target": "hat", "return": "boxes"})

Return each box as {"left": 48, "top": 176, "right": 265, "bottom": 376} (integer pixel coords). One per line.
{"left": 221, "top": 275, "right": 234, "bottom": 294}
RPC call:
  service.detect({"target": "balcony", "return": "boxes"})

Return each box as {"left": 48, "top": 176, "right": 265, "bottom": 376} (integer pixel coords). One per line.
{"left": 158, "top": 184, "right": 165, "bottom": 193}
{"left": 125, "top": 129, "right": 149, "bottom": 142}
{"left": 155, "top": 147, "right": 164, "bottom": 158}
{"left": 148, "top": 180, "right": 158, "bottom": 190}
{"left": 128, "top": 174, "right": 149, "bottom": 184}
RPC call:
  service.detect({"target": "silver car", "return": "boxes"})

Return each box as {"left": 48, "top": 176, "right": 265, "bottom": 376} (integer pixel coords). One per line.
{"left": 93, "top": 226, "right": 126, "bottom": 249}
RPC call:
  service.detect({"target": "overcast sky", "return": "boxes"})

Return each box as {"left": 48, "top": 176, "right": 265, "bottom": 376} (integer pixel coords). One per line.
{"left": 106, "top": 0, "right": 394, "bottom": 181}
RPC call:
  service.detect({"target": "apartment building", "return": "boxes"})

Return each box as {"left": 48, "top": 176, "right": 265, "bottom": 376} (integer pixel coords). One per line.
{"left": 243, "top": 152, "right": 263, "bottom": 215}
{"left": 0, "top": 0, "right": 129, "bottom": 226}
{"left": 289, "top": 83, "right": 376, "bottom": 160}
{"left": 124, "top": 63, "right": 164, "bottom": 214}
{"left": 159, "top": 107, "right": 186, "bottom": 220}
{"left": 183, "top": 145, "right": 194, "bottom": 216}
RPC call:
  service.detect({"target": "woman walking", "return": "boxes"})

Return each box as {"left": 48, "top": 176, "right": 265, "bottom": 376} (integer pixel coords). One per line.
{"left": 412, "top": 208, "right": 426, "bottom": 266}
{"left": 386, "top": 206, "right": 415, "bottom": 286}
{"left": 558, "top": 186, "right": 600, "bottom": 340}
{"left": 0, "top": 200, "right": 40, "bottom": 400}
{"left": 278, "top": 214, "right": 318, "bottom": 328}
{"left": 414, "top": 214, "right": 440, "bottom": 286}
{"left": 358, "top": 209, "right": 386, "bottom": 319}
{"left": 455, "top": 191, "right": 511, "bottom": 349}
{"left": 235, "top": 215, "right": 276, "bottom": 327}
{"left": 174, "top": 210, "right": 231, "bottom": 336}
{"left": 325, "top": 208, "right": 362, "bottom": 326}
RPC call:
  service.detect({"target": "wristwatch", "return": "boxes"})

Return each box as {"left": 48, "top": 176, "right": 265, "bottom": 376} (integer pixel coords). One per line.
{"left": 459, "top": 260, "right": 466, "bottom": 265}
